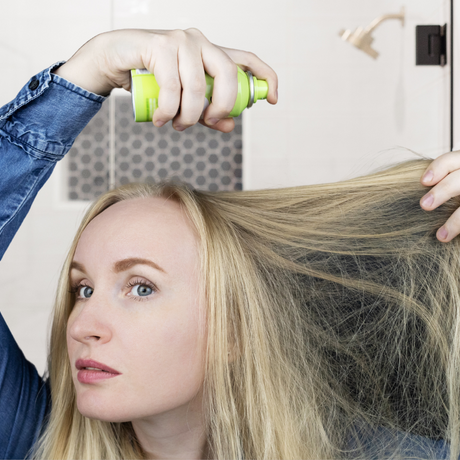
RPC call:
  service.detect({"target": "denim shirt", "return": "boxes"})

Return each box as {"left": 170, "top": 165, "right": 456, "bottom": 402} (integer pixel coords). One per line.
{"left": 0, "top": 63, "right": 454, "bottom": 459}
{"left": 0, "top": 62, "right": 105, "bottom": 459}
{"left": 0, "top": 61, "right": 105, "bottom": 261}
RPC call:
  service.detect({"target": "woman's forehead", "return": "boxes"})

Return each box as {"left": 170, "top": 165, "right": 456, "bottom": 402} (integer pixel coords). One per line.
{"left": 74, "top": 197, "right": 199, "bottom": 273}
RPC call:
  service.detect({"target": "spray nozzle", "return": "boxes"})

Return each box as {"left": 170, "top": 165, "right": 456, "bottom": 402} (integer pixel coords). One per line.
{"left": 245, "top": 71, "right": 269, "bottom": 109}
{"left": 254, "top": 77, "right": 269, "bottom": 102}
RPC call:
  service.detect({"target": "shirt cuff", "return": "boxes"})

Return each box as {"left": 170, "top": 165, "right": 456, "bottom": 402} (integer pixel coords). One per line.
{"left": 0, "top": 61, "right": 106, "bottom": 162}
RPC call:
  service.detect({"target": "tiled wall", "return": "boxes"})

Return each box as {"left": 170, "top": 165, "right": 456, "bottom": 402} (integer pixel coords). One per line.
{"left": 66, "top": 97, "right": 243, "bottom": 201}
{"left": 0, "top": 0, "right": 450, "bottom": 375}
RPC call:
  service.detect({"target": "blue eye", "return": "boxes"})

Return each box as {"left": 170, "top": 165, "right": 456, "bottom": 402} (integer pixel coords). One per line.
{"left": 131, "top": 284, "right": 153, "bottom": 297}
{"left": 79, "top": 285, "right": 93, "bottom": 298}
{"left": 127, "top": 279, "right": 158, "bottom": 301}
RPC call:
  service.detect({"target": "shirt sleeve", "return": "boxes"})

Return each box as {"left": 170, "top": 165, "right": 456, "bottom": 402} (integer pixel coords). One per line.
{"left": 0, "top": 313, "right": 51, "bottom": 460}
{"left": 0, "top": 63, "right": 106, "bottom": 457}
{"left": 0, "top": 61, "right": 106, "bottom": 260}
{"left": 347, "top": 421, "right": 452, "bottom": 459}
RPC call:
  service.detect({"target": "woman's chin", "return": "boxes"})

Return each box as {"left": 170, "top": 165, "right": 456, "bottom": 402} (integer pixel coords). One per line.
{"left": 76, "top": 395, "right": 132, "bottom": 423}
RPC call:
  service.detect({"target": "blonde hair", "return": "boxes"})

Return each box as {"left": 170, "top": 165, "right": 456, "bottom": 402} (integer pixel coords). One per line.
{"left": 31, "top": 157, "right": 460, "bottom": 459}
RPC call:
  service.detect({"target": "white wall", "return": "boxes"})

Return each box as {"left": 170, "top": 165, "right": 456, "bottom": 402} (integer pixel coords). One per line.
{"left": 0, "top": 0, "right": 450, "bottom": 376}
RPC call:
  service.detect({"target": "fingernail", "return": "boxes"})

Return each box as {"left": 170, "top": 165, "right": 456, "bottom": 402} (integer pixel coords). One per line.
{"left": 206, "top": 118, "right": 219, "bottom": 126}
{"left": 421, "top": 194, "right": 434, "bottom": 207}
{"left": 422, "top": 170, "right": 434, "bottom": 183}
{"left": 155, "top": 120, "right": 164, "bottom": 127}
{"left": 175, "top": 125, "right": 185, "bottom": 132}
{"left": 438, "top": 227, "right": 448, "bottom": 239}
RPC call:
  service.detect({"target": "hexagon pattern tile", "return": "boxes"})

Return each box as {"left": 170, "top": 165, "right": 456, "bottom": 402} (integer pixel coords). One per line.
{"left": 67, "top": 100, "right": 110, "bottom": 201}
{"left": 67, "top": 96, "right": 243, "bottom": 200}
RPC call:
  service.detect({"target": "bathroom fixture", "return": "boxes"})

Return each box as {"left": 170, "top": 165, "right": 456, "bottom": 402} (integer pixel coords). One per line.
{"left": 339, "top": 7, "right": 405, "bottom": 59}
{"left": 416, "top": 25, "right": 446, "bottom": 66}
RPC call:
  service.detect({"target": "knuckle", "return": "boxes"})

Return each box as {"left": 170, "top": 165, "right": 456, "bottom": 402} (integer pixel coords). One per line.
{"left": 164, "top": 76, "right": 182, "bottom": 92}
{"left": 224, "top": 58, "right": 238, "bottom": 74}
{"left": 187, "top": 77, "right": 206, "bottom": 95}
{"left": 242, "top": 51, "right": 259, "bottom": 65}
{"left": 214, "top": 54, "right": 237, "bottom": 75}
{"left": 185, "top": 27, "right": 204, "bottom": 36}
{"left": 171, "top": 28, "right": 187, "bottom": 40}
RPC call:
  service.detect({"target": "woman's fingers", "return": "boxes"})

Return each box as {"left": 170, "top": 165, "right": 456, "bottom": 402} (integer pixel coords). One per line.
{"left": 172, "top": 42, "right": 207, "bottom": 131}
{"left": 198, "top": 117, "right": 235, "bottom": 133}
{"left": 217, "top": 46, "right": 279, "bottom": 105}
{"left": 146, "top": 37, "right": 182, "bottom": 127}
{"left": 420, "top": 150, "right": 460, "bottom": 242}
{"left": 421, "top": 150, "right": 460, "bottom": 187}
{"left": 145, "top": 29, "right": 241, "bottom": 130}
{"left": 420, "top": 168, "right": 460, "bottom": 209}
{"left": 200, "top": 45, "right": 280, "bottom": 125}
{"left": 420, "top": 151, "right": 460, "bottom": 209}
{"left": 98, "top": 28, "right": 277, "bottom": 130}
{"left": 200, "top": 44, "right": 239, "bottom": 126}
{"left": 434, "top": 206, "right": 460, "bottom": 242}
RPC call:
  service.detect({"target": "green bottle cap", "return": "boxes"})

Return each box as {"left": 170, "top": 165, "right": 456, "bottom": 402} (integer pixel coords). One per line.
{"left": 254, "top": 77, "right": 269, "bottom": 102}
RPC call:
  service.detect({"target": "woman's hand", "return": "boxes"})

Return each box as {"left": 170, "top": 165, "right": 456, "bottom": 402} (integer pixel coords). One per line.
{"left": 420, "top": 150, "right": 460, "bottom": 242}
{"left": 53, "top": 28, "right": 278, "bottom": 133}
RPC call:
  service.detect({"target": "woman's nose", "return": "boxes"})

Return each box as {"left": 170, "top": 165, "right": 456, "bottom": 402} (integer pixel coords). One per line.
{"left": 68, "top": 295, "right": 113, "bottom": 344}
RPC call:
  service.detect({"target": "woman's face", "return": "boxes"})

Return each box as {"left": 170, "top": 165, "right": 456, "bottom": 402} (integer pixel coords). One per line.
{"left": 67, "top": 196, "right": 206, "bottom": 423}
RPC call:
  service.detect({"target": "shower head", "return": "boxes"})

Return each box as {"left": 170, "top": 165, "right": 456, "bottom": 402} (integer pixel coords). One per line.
{"left": 339, "top": 27, "right": 378, "bottom": 58}
{"left": 339, "top": 7, "right": 405, "bottom": 59}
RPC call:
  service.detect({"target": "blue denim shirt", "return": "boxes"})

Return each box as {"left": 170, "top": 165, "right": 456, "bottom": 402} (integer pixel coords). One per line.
{"left": 0, "top": 63, "right": 454, "bottom": 459}
{"left": 0, "top": 62, "right": 105, "bottom": 459}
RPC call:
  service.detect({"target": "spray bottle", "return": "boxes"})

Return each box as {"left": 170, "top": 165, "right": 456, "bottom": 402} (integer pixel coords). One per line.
{"left": 130, "top": 66, "right": 269, "bottom": 122}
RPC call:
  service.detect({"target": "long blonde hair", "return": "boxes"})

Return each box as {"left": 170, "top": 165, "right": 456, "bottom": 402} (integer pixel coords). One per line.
{"left": 31, "top": 157, "right": 460, "bottom": 459}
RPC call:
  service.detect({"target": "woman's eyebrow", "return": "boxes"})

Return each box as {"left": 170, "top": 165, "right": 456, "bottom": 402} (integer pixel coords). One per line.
{"left": 69, "top": 258, "right": 167, "bottom": 274}
{"left": 113, "top": 257, "right": 167, "bottom": 274}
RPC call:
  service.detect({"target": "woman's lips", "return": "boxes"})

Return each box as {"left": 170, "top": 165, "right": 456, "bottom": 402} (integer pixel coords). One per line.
{"left": 75, "top": 358, "right": 121, "bottom": 384}
{"left": 77, "top": 369, "right": 120, "bottom": 384}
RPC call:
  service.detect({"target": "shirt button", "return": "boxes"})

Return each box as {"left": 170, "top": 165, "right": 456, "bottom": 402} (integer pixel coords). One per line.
{"left": 28, "top": 80, "right": 39, "bottom": 91}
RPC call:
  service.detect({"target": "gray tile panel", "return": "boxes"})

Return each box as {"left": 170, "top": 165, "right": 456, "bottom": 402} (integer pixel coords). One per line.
{"left": 67, "top": 96, "right": 243, "bottom": 200}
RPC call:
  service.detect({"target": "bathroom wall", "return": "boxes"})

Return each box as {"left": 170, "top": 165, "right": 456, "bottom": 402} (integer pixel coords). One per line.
{"left": 0, "top": 0, "right": 451, "bottom": 375}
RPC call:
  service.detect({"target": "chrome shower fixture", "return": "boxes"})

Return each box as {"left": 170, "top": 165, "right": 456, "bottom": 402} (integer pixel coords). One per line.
{"left": 339, "top": 6, "right": 405, "bottom": 59}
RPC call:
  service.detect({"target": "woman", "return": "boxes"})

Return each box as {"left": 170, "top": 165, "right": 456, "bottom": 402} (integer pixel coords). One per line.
{"left": 0, "top": 27, "right": 458, "bottom": 460}
{"left": 0, "top": 28, "right": 277, "bottom": 459}
{"left": 30, "top": 156, "right": 460, "bottom": 460}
